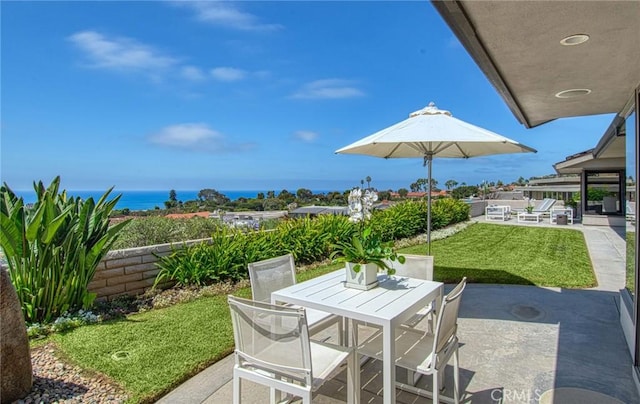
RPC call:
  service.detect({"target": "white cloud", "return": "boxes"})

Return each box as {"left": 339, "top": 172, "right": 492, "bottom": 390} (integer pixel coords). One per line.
{"left": 148, "top": 123, "right": 254, "bottom": 153}
{"left": 291, "top": 79, "right": 365, "bottom": 100}
{"left": 171, "top": 1, "right": 283, "bottom": 31}
{"left": 68, "top": 31, "right": 177, "bottom": 72}
{"left": 211, "top": 67, "right": 246, "bottom": 82}
{"left": 294, "top": 130, "right": 319, "bottom": 143}
{"left": 181, "top": 65, "right": 207, "bottom": 81}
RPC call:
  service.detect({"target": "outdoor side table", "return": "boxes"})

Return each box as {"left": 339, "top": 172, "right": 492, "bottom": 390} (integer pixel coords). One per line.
{"left": 551, "top": 208, "right": 574, "bottom": 225}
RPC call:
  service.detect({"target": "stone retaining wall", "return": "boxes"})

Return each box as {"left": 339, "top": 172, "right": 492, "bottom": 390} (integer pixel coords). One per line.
{"left": 89, "top": 238, "right": 210, "bottom": 301}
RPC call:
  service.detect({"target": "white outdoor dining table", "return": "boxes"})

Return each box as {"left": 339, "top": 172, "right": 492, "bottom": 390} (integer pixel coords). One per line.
{"left": 271, "top": 269, "right": 444, "bottom": 404}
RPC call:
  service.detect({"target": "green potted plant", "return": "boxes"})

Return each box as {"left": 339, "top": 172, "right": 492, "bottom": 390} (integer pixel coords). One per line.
{"left": 330, "top": 188, "right": 404, "bottom": 290}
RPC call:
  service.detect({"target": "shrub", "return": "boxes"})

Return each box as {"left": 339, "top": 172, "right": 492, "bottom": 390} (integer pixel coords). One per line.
{"left": 112, "top": 216, "right": 221, "bottom": 250}
{"left": 0, "top": 177, "right": 130, "bottom": 323}
{"left": 151, "top": 199, "right": 470, "bottom": 287}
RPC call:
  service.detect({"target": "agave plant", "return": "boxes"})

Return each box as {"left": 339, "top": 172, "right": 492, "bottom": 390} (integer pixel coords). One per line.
{"left": 0, "top": 177, "right": 130, "bottom": 323}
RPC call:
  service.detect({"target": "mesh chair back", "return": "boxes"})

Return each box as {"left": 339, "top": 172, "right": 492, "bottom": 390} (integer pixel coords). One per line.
{"left": 228, "top": 295, "right": 313, "bottom": 385}
{"left": 388, "top": 254, "right": 434, "bottom": 280}
{"left": 433, "top": 277, "right": 467, "bottom": 353}
{"left": 248, "top": 254, "right": 297, "bottom": 303}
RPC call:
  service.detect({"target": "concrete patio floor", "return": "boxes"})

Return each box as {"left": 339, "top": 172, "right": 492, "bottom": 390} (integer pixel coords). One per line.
{"left": 157, "top": 223, "right": 638, "bottom": 404}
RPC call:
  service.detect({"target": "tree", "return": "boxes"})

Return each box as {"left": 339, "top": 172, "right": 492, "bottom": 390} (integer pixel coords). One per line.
{"left": 366, "top": 176, "right": 372, "bottom": 190}
{"left": 398, "top": 188, "right": 409, "bottom": 197}
{"left": 411, "top": 178, "right": 434, "bottom": 192}
{"left": 516, "top": 176, "right": 527, "bottom": 186}
{"left": 496, "top": 180, "right": 504, "bottom": 187}
{"left": 266, "top": 190, "right": 276, "bottom": 199}
{"left": 169, "top": 189, "right": 177, "bottom": 202}
{"left": 429, "top": 178, "right": 438, "bottom": 190}
{"left": 277, "top": 189, "right": 295, "bottom": 203}
{"left": 378, "top": 190, "right": 391, "bottom": 201}
{"left": 296, "top": 188, "right": 313, "bottom": 201}
{"left": 361, "top": 179, "right": 365, "bottom": 188}
{"left": 445, "top": 179, "right": 458, "bottom": 190}
{"left": 197, "top": 189, "right": 230, "bottom": 205}
{"left": 263, "top": 198, "right": 287, "bottom": 211}
{"left": 257, "top": 192, "right": 265, "bottom": 200}
{"left": 451, "top": 185, "right": 479, "bottom": 199}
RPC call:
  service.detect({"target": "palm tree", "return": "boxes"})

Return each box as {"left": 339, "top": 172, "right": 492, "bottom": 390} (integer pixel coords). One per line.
{"left": 366, "top": 176, "right": 372, "bottom": 190}
{"left": 445, "top": 179, "right": 458, "bottom": 190}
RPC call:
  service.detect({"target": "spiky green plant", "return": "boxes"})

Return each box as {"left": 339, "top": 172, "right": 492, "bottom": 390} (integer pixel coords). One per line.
{"left": 0, "top": 177, "right": 130, "bottom": 323}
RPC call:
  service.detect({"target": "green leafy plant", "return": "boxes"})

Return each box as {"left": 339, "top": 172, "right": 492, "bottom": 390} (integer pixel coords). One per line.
{"left": 330, "top": 226, "right": 404, "bottom": 273}
{"left": 0, "top": 177, "right": 130, "bottom": 323}
{"left": 329, "top": 188, "right": 404, "bottom": 274}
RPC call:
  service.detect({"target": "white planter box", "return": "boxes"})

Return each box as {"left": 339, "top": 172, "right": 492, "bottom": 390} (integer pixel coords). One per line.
{"left": 345, "top": 262, "right": 379, "bottom": 290}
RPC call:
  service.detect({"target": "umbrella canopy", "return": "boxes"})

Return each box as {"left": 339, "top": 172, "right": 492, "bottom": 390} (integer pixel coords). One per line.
{"left": 335, "top": 102, "right": 537, "bottom": 254}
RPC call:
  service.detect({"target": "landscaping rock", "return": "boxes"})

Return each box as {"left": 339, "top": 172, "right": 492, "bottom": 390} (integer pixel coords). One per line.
{"left": 14, "top": 344, "right": 128, "bottom": 403}
{"left": 1, "top": 267, "right": 32, "bottom": 403}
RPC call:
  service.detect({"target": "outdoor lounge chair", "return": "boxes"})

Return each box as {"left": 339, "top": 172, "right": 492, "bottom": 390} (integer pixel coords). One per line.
{"left": 514, "top": 198, "right": 556, "bottom": 216}
{"left": 533, "top": 198, "right": 557, "bottom": 215}
{"left": 357, "top": 277, "right": 467, "bottom": 404}
{"left": 227, "top": 296, "right": 356, "bottom": 404}
{"left": 627, "top": 201, "right": 636, "bottom": 222}
{"left": 248, "top": 254, "right": 343, "bottom": 343}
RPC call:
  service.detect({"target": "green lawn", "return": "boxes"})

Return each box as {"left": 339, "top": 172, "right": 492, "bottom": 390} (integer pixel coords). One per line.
{"left": 627, "top": 231, "right": 636, "bottom": 293}
{"left": 48, "top": 222, "right": 595, "bottom": 403}
{"left": 400, "top": 223, "right": 595, "bottom": 288}
{"left": 51, "top": 294, "right": 240, "bottom": 403}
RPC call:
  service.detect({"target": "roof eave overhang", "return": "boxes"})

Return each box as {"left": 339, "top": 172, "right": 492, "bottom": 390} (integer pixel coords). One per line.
{"left": 431, "top": 1, "right": 542, "bottom": 128}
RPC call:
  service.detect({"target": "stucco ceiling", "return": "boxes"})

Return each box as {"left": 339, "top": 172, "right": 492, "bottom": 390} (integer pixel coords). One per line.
{"left": 432, "top": 0, "right": 640, "bottom": 128}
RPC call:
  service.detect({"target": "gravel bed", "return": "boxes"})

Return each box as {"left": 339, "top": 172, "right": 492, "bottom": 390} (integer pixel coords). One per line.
{"left": 13, "top": 344, "right": 128, "bottom": 404}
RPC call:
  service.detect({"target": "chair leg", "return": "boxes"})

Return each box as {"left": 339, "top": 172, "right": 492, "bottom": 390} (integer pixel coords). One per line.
{"left": 433, "top": 370, "right": 439, "bottom": 404}
{"left": 453, "top": 348, "right": 460, "bottom": 404}
{"left": 338, "top": 317, "right": 345, "bottom": 346}
{"left": 232, "top": 374, "right": 241, "bottom": 404}
{"left": 269, "top": 387, "right": 281, "bottom": 404}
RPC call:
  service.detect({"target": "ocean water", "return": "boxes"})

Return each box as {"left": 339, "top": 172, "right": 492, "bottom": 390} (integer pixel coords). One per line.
{"left": 12, "top": 189, "right": 332, "bottom": 211}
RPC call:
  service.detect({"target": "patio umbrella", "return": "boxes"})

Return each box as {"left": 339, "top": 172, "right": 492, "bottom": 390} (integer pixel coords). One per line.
{"left": 335, "top": 102, "right": 536, "bottom": 254}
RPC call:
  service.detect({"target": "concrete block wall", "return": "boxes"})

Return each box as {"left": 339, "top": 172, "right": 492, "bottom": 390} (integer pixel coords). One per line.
{"left": 89, "top": 238, "right": 211, "bottom": 301}
{"left": 467, "top": 200, "right": 488, "bottom": 217}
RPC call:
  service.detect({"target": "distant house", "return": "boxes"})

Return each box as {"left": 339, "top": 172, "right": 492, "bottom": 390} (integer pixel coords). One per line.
{"left": 165, "top": 212, "right": 211, "bottom": 219}
{"left": 389, "top": 191, "right": 427, "bottom": 199}
{"left": 289, "top": 206, "right": 348, "bottom": 218}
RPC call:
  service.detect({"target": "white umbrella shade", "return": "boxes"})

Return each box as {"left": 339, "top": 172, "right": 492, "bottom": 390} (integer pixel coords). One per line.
{"left": 335, "top": 102, "right": 537, "bottom": 254}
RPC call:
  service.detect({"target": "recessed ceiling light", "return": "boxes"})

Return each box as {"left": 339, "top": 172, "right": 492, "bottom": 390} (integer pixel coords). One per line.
{"left": 560, "top": 34, "right": 590, "bottom": 46}
{"left": 555, "top": 89, "right": 592, "bottom": 98}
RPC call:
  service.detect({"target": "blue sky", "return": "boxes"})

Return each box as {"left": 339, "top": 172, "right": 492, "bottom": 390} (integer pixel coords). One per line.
{"left": 1, "top": 1, "right": 615, "bottom": 193}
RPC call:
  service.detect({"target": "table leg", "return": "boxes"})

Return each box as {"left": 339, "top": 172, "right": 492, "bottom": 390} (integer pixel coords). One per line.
{"left": 383, "top": 323, "right": 396, "bottom": 404}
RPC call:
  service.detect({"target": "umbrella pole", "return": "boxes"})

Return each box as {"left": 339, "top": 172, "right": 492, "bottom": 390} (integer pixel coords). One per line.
{"left": 424, "top": 154, "right": 433, "bottom": 255}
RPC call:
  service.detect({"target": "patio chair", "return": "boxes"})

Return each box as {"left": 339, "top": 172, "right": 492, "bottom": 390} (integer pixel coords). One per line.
{"left": 357, "top": 277, "right": 467, "bottom": 404}
{"left": 248, "top": 254, "right": 343, "bottom": 344}
{"left": 387, "top": 254, "right": 436, "bottom": 330}
{"left": 227, "top": 296, "right": 356, "bottom": 404}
